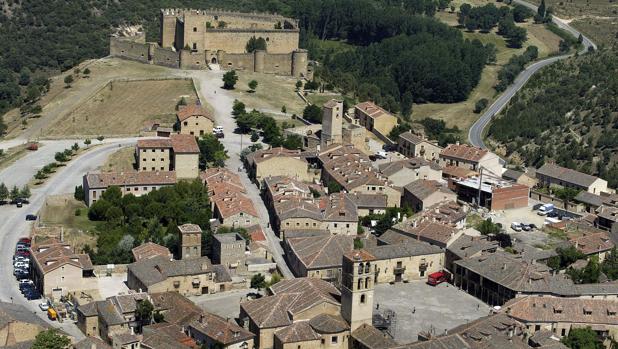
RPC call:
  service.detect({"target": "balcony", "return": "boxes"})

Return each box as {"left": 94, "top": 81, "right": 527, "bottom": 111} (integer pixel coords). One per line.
{"left": 393, "top": 266, "right": 406, "bottom": 274}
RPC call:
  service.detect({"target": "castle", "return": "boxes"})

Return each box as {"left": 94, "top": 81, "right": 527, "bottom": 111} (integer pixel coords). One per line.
{"left": 109, "top": 9, "right": 309, "bottom": 77}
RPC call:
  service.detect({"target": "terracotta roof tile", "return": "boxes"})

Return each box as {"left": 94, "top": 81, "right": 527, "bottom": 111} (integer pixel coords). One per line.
{"left": 85, "top": 171, "right": 176, "bottom": 189}
{"left": 440, "top": 144, "right": 487, "bottom": 163}
{"left": 132, "top": 242, "right": 172, "bottom": 262}
{"left": 177, "top": 104, "right": 214, "bottom": 122}
{"left": 170, "top": 134, "right": 200, "bottom": 153}
{"left": 31, "top": 242, "right": 93, "bottom": 274}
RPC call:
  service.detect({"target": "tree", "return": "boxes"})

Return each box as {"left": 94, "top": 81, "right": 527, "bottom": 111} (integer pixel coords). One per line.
{"left": 513, "top": 4, "right": 534, "bottom": 22}
{"left": 64, "top": 75, "right": 74, "bottom": 88}
{"left": 74, "top": 185, "right": 85, "bottom": 201}
{"left": 245, "top": 36, "right": 267, "bottom": 53}
{"left": 476, "top": 218, "right": 500, "bottom": 235}
{"left": 400, "top": 91, "right": 413, "bottom": 120}
{"left": 251, "top": 273, "right": 267, "bottom": 290}
{"left": 198, "top": 134, "right": 228, "bottom": 168}
{"left": 83, "top": 68, "right": 91, "bottom": 76}
{"left": 31, "top": 329, "right": 71, "bottom": 349}
{"left": 354, "top": 238, "right": 364, "bottom": 249}
{"left": 19, "top": 185, "right": 31, "bottom": 199}
{"left": 537, "top": 0, "right": 546, "bottom": 19}
{"left": 561, "top": 327, "right": 603, "bottom": 349}
{"left": 282, "top": 134, "right": 302, "bottom": 150}
{"left": 250, "top": 131, "right": 259, "bottom": 142}
{"left": 248, "top": 79, "right": 258, "bottom": 92}
{"left": 578, "top": 33, "right": 583, "bottom": 44}
{"left": 327, "top": 180, "right": 343, "bottom": 194}
{"left": 10, "top": 185, "right": 20, "bottom": 202}
{"left": 97, "top": 136, "right": 104, "bottom": 142}
{"left": 136, "top": 299, "right": 154, "bottom": 331}
{"left": 84, "top": 139, "right": 91, "bottom": 147}
{"left": 507, "top": 26, "right": 527, "bottom": 48}
{"left": 222, "top": 70, "right": 238, "bottom": 90}
{"left": 281, "top": 105, "right": 286, "bottom": 113}
{"left": 302, "top": 105, "right": 322, "bottom": 123}
{"left": 269, "top": 272, "right": 282, "bottom": 286}
{"left": 474, "top": 98, "right": 489, "bottom": 113}
{"left": 295, "top": 80, "right": 303, "bottom": 90}
{"left": 55, "top": 152, "right": 68, "bottom": 162}
{"left": 0, "top": 183, "right": 8, "bottom": 202}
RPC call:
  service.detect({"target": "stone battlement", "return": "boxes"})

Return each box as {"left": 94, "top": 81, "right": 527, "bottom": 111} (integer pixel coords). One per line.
{"left": 160, "top": 8, "right": 298, "bottom": 27}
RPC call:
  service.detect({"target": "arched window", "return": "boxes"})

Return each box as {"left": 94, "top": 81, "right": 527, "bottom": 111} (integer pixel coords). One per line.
{"left": 357, "top": 278, "right": 362, "bottom": 290}
{"left": 365, "top": 263, "right": 371, "bottom": 273}
{"left": 365, "top": 277, "right": 369, "bottom": 289}
{"left": 360, "top": 294, "right": 366, "bottom": 304}
{"left": 357, "top": 263, "right": 363, "bottom": 275}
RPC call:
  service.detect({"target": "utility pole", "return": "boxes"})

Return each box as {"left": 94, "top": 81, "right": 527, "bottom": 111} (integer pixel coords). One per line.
{"left": 477, "top": 167, "right": 484, "bottom": 208}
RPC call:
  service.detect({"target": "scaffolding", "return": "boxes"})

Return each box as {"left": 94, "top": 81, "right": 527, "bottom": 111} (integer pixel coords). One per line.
{"left": 373, "top": 308, "right": 397, "bottom": 338}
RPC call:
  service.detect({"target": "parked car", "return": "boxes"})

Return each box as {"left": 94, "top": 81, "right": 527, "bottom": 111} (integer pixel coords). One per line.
{"left": 25, "top": 214, "right": 37, "bottom": 221}
{"left": 427, "top": 270, "right": 450, "bottom": 286}
{"left": 18, "top": 237, "right": 31, "bottom": 244}
{"left": 39, "top": 302, "right": 49, "bottom": 311}
{"left": 375, "top": 151, "right": 388, "bottom": 159}
{"left": 510, "top": 222, "right": 523, "bottom": 232}
{"left": 521, "top": 224, "right": 532, "bottom": 232}
{"left": 16, "top": 201, "right": 22, "bottom": 208}
{"left": 213, "top": 126, "right": 224, "bottom": 133}
{"left": 215, "top": 132, "right": 224, "bottom": 139}
{"left": 537, "top": 203, "right": 555, "bottom": 216}
{"left": 529, "top": 223, "right": 538, "bottom": 230}
{"left": 547, "top": 211, "right": 559, "bottom": 218}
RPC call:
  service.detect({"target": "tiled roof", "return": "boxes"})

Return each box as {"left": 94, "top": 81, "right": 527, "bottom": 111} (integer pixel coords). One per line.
{"left": 241, "top": 278, "right": 340, "bottom": 328}
{"left": 142, "top": 322, "right": 197, "bottom": 349}
{"left": 574, "top": 191, "right": 604, "bottom": 207}
{"left": 150, "top": 291, "right": 202, "bottom": 325}
{"left": 170, "top": 133, "right": 200, "bottom": 153}
{"left": 502, "top": 169, "right": 525, "bottom": 181}
{"left": 137, "top": 138, "right": 172, "bottom": 149}
{"left": 74, "top": 337, "right": 113, "bottom": 349}
{"left": 275, "top": 321, "right": 321, "bottom": 343}
{"left": 355, "top": 101, "right": 393, "bottom": 120}
{"left": 286, "top": 234, "right": 354, "bottom": 270}
{"left": 132, "top": 242, "right": 172, "bottom": 262}
{"left": 447, "top": 235, "right": 499, "bottom": 260}
{"left": 201, "top": 168, "right": 245, "bottom": 194}
{"left": 536, "top": 163, "right": 601, "bottom": 188}
{"left": 569, "top": 231, "right": 614, "bottom": 255}
{"left": 322, "top": 192, "right": 358, "bottom": 222}
{"left": 442, "top": 165, "right": 477, "bottom": 178}
{"left": 417, "top": 201, "right": 468, "bottom": 225}
{"left": 128, "top": 255, "right": 224, "bottom": 287}
{"left": 404, "top": 179, "right": 453, "bottom": 200}
{"left": 31, "top": 242, "right": 93, "bottom": 274}
{"left": 440, "top": 144, "right": 488, "bottom": 162}
{"left": 308, "top": 314, "right": 349, "bottom": 334}
{"left": 378, "top": 158, "right": 440, "bottom": 177}
{"left": 343, "top": 249, "right": 376, "bottom": 262}
{"left": 351, "top": 324, "right": 397, "bottom": 349}
{"left": 214, "top": 193, "right": 258, "bottom": 218}
{"left": 178, "top": 223, "right": 202, "bottom": 234}
{"left": 320, "top": 151, "right": 390, "bottom": 191}
{"left": 247, "top": 225, "right": 266, "bottom": 241}
{"left": 85, "top": 170, "right": 176, "bottom": 189}
{"left": 323, "top": 99, "right": 341, "bottom": 108}
{"left": 190, "top": 313, "right": 255, "bottom": 345}
{"left": 0, "top": 302, "right": 51, "bottom": 330}
{"left": 247, "top": 147, "right": 307, "bottom": 165}
{"left": 177, "top": 104, "right": 214, "bottom": 122}
{"left": 367, "top": 241, "right": 443, "bottom": 260}
{"left": 398, "top": 131, "right": 425, "bottom": 145}
{"left": 391, "top": 220, "right": 459, "bottom": 246}
{"left": 597, "top": 205, "right": 618, "bottom": 223}
{"left": 351, "top": 193, "right": 388, "bottom": 209}
{"left": 504, "top": 296, "right": 618, "bottom": 326}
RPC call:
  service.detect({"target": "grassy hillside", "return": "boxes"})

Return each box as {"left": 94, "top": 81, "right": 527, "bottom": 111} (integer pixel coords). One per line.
{"left": 487, "top": 48, "right": 618, "bottom": 187}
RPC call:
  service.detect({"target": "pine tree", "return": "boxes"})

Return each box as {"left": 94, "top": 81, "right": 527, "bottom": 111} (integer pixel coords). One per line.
{"left": 538, "top": 0, "right": 546, "bottom": 19}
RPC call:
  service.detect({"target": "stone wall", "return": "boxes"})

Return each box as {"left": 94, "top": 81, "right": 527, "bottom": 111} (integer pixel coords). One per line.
{"left": 152, "top": 45, "right": 180, "bottom": 68}
{"left": 203, "top": 30, "right": 299, "bottom": 54}
{"left": 109, "top": 38, "right": 149, "bottom": 63}
{"left": 180, "top": 50, "right": 206, "bottom": 69}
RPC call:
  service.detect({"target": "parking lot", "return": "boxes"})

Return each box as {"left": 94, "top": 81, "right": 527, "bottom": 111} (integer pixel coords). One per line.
{"left": 374, "top": 281, "right": 491, "bottom": 344}
{"left": 191, "top": 288, "right": 257, "bottom": 319}
{"left": 487, "top": 205, "right": 564, "bottom": 248}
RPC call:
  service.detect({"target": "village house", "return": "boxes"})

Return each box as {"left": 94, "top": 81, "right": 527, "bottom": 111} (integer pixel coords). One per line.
{"left": 83, "top": 171, "right": 177, "bottom": 206}
{"left": 367, "top": 240, "right": 444, "bottom": 283}
{"left": 353, "top": 102, "right": 398, "bottom": 141}
{"left": 76, "top": 292, "right": 149, "bottom": 342}
{"left": 246, "top": 147, "right": 319, "bottom": 187}
{"left": 131, "top": 242, "right": 173, "bottom": 262}
{"left": 284, "top": 234, "right": 354, "bottom": 282}
{"left": 502, "top": 169, "right": 538, "bottom": 188}
{"left": 212, "top": 233, "right": 247, "bottom": 273}
{"left": 178, "top": 223, "right": 203, "bottom": 260}
{"left": 350, "top": 193, "right": 388, "bottom": 216}
{"left": 30, "top": 240, "right": 95, "bottom": 299}
{"left": 397, "top": 131, "right": 442, "bottom": 161}
{"left": 177, "top": 104, "right": 215, "bottom": 136}
{"left": 382, "top": 215, "right": 464, "bottom": 248}
{"left": 127, "top": 255, "right": 232, "bottom": 296}
{"left": 0, "top": 302, "right": 53, "bottom": 348}
{"left": 401, "top": 179, "right": 457, "bottom": 212}
{"left": 445, "top": 233, "right": 499, "bottom": 273}
{"left": 504, "top": 296, "right": 618, "bottom": 343}
{"left": 598, "top": 205, "right": 618, "bottom": 233}
{"left": 136, "top": 134, "right": 200, "bottom": 179}
{"left": 568, "top": 228, "right": 615, "bottom": 262}
{"left": 536, "top": 163, "right": 609, "bottom": 194}
{"left": 438, "top": 143, "right": 503, "bottom": 177}
{"left": 453, "top": 176, "right": 530, "bottom": 211}
{"left": 574, "top": 192, "right": 618, "bottom": 214}
{"left": 187, "top": 312, "right": 255, "bottom": 349}
{"left": 212, "top": 192, "right": 260, "bottom": 228}
{"left": 319, "top": 145, "right": 400, "bottom": 207}
{"left": 377, "top": 158, "right": 442, "bottom": 188}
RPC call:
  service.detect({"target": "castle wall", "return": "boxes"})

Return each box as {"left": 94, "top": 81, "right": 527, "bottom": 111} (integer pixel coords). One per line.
{"left": 261, "top": 53, "right": 293, "bottom": 75}
{"left": 180, "top": 50, "right": 206, "bottom": 69}
{"left": 204, "top": 30, "right": 299, "bottom": 54}
{"left": 222, "top": 53, "right": 256, "bottom": 72}
{"left": 161, "top": 13, "right": 177, "bottom": 48}
{"left": 109, "top": 38, "right": 149, "bottom": 63}
{"left": 152, "top": 46, "right": 180, "bottom": 68}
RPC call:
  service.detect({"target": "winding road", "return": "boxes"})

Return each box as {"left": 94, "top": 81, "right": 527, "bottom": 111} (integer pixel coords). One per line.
{"left": 467, "top": 0, "right": 596, "bottom": 148}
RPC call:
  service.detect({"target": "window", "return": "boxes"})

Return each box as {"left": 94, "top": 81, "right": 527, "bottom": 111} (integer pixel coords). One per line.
{"left": 346, "top": 224, "right": 350, "bottom": 228}
{"left": 193, "top": 43, "right": 197, "bottom": 50}
{"left": 161, "top": 158, "right": 164, "bottom": 161}
{"left": 142, "top": 167, "right": 146, "bottom": 170}
{"left": 331, "top": 336, "right": 338, "bottom": 344}
{"left": 334, "top": 223, "right": 338, "bottom": 228}
{"left": 193, "top": 27, "right": 197, "bottom": 32}
{"left": 143, "top": 187, "right": 147, "bottom": 191}
{"left": 152, "top": 149, "right": 155, "bottom": 152}
{"left": 360, "top": 294, "right": 366, "bottom": 303}
{"left": 184, "top": 121, "right": 188, "bottom": 126}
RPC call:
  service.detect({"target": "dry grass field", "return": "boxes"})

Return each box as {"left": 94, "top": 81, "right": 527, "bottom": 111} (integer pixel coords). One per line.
{"left": 234, "top": 71, "right": 307, "bottom": 115}
{"left": 39, "top": 195, "right": 97, "bottom": 249}
{"left": 44, "top": 79, "right": 198, "bottom": 137}
{"left": 571, "top": 17, "right": 618, "bottom": 47}
{"left": 100, "top": 146, "right": 136, "bottom": 172}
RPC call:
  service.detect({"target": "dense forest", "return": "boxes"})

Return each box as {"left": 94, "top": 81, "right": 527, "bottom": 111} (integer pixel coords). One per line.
{"left": 488, "top": 49, "right": 618, "bottom": 187}
{"left": 0, "top": 0, "right": 492, "bottom": 131}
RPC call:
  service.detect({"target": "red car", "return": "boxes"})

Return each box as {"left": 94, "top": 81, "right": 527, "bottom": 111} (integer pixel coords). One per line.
{"left": 18, "top": 237, "right": 31, "bottom": 245}
{"left": 427, "top": 271, "right": 450, "bottom": 286}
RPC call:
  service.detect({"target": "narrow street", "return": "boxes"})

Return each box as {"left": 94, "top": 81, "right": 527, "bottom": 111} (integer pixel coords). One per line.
{"left": 180, "top": 69, "right": 295, "bottom": 279}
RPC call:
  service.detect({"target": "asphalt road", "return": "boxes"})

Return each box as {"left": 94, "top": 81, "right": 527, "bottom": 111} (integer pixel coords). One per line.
{"left": 0, "top": 138, "right": 139, "bottom": 339}
{"left": 468, "top": 0, "right": 595, "bottom": 149}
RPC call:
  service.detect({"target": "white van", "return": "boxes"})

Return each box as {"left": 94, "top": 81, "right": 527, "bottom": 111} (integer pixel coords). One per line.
{"left": 511, "top": 222, "right": 522, "bottom": 231}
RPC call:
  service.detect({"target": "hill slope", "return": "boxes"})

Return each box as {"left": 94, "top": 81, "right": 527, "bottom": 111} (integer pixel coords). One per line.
{"left": 487, "top": 48, "right": 618, "bottom": 187}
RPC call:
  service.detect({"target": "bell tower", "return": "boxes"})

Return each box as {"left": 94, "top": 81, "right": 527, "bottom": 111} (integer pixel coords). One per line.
{"left": 321, "top": 99, "right": 343, "bottom": 149}
{"left": 341, "top": 250, "right": 375, "bottom": 331}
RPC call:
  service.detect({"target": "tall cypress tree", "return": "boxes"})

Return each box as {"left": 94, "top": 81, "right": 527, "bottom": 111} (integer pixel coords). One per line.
{"left": 538, "top": 0, "right": 546, "bottom": 19}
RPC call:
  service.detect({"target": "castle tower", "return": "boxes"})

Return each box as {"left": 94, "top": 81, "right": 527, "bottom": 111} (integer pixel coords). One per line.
{"left": 178, "top": 223, "right": 202, "bottom": 259}
{"left": 291, "top": 49, "right": 308, "bottom": 78}
{"left": 321, "top": 99, "right": 343, "bottom": 149}
{"left": 341, "top": 250, "right": 375, "bottom": 331}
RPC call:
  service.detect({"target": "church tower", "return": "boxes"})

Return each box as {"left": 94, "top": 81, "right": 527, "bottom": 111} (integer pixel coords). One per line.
{"left": 341, "top": 250, "right": 375, "bottom": 331}
{"left": 178, "top": 223, "right": 202, "bottom": 259}
{"left": 321, "top": 99, "right": 343, "bottom": 149}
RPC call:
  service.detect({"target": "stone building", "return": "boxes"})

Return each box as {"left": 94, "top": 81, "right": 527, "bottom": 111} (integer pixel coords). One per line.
{"left": 136, "top": 134, "right": 200, "bottom": 179}
{"left": 0, "top": 302, "right": 52, "bottom": 348}
{"left": 340, "top": 250, "right": 376, "bottom": 332}
{"left": 536, "top": 162, "right": 609, "bottom": 194}
{"left": 127, "top": 255, "right": 232, "bottom": 296}
{"left": 212, "top": 233, "right": 247, "bottom": 273}
{"left": 367, "top": 241, "right": 444, "bottom": 283}
{"left": 83, "top": 171, "right": 177, "bottom": 206}
{"left": 452, "top": 176, "right": 529, "bottom": 211}
{"left": 110, "top": 9, "right": 309, "bottom": 77}
{"left": 439, "top": 143, "right": 503, "bottom": 177}
{"left": 178, "top": 223, "right": 202, "bottom": 259}
{"left": 213, "top": 192, "right": 260, "bottom": 228}
{"left": 177, "top": 104, "right": 215, "bottom": 136}
{"left": 353, "top": 102, "right": 398, "bottom": 142}
{"left": 30, "top": 240, "right": 95, "bottom": 299}
{"left": 502, "top": 169, "right": 538, "bottom": 188}
{"left": 131, "top": 242, "right": 173, "bottom": 262}
{"left": 504, "top": 296, "right": 618, "bottom": 344}
{"left": 397, "top": 132, "right": 442, "bottom": 161}
{"left": 377, "top": 158, "right": 442, "bottom": 189}
{"left": 284, "top": 234, "right": 354, "bottom": 281}
{"left": 401, "top": 179, "right": 457, "bottom": 212}
{"left": 246, "top": 147, "right": 319, "bottom": 187}
{"left": 321, "top": 100, "right": 344, "bottom": 149}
